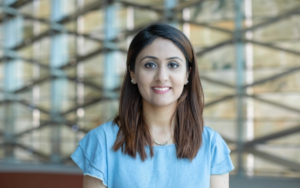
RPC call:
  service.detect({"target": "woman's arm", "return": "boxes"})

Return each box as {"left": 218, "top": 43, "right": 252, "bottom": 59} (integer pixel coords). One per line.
{"left": 210, "top": 173, "right": 229, "bottom": 188}
{"left": 83, "top": 175, "right": 107, "bottom": 188}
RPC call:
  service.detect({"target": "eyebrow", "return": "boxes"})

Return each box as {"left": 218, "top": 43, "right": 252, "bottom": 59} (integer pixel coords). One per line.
{"left": 140, "top": 56, "right": 183, "bottom": 62}
{"left": 166, "top": 57, "right": 183, "bottom": 62}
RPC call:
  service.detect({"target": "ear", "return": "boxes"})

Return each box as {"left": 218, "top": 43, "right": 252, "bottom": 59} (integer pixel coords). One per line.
{"left": 185, "top": 67, "right": 191, "bottom": 82}
{"left": 129, "top": 66, "right": 136, "bottom": 84}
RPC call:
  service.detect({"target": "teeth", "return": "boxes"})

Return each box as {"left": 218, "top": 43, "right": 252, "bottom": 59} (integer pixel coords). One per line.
{"left": 153, "top": 87, "right": 169, "bottom": 91}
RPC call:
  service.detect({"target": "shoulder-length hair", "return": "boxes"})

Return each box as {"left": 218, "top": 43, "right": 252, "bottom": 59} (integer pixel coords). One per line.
{"left": 113, "top": 23, "right": 204, "bottom": 161}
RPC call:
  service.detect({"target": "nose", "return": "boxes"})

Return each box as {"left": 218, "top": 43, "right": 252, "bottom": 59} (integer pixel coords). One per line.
{"left": 155, "top": 66, "right": 168, "bottom": 83}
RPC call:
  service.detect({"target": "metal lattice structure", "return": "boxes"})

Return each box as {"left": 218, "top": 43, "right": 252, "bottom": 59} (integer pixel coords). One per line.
{"left": 0, "top": 0, "right": 300, "bottom": 178}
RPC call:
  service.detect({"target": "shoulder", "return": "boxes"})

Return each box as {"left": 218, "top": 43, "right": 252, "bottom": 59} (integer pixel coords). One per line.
{"left": 93, "top": 121, "right": 118, "bottom": 134}
{"left": 203, "top": 127, "right": 234, "bottom": 174}
{"left": 202, "top": 126, "right": 230, "bottom": 152}
{"left": 79, "top": 121, "right": 119, "bottom": 146}
{"left": 202, "top": 126, "right": 218, "bottom": 142}
{"left": 90, "top": 121, "right": 118, "bottom": 136}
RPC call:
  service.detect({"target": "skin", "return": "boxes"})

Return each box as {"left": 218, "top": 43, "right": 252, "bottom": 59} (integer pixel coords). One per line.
{"left": 210, "top": 173, "right": 229, "bottom": 188}
{"left": 83, "top": 37, "right": 229, "bottom": 188}
{"left": 130, "top": 37, "right": 189, "bottom": 142}
{"left": 83, "top": 175, "right": 106, "bottom": 188}
{"left": 83, "top": 173, "right": 229, "bottom": 188}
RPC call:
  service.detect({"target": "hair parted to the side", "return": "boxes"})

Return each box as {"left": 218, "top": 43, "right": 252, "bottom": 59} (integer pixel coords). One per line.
{"left": 112, "top": 23, "right": 204, "bottom": 161}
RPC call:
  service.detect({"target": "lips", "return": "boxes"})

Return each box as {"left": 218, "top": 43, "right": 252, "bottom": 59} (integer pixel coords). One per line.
{"left": 151, "top": 86, "right": 171, "bottom": 94}
{"left": 153, "top": 87, "right": 169, "bottom": 91}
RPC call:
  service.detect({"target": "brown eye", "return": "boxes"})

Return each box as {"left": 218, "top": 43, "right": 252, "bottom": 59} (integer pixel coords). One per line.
{"left": 145, "top": 62, "right": 157, "bottom": 68}
{"left": 168, "top": 62, "right": 179, "bottom": 68}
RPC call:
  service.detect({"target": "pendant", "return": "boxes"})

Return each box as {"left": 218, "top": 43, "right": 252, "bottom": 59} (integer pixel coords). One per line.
{"left": 154, "top": 139, "right": 168, "bottom": 146}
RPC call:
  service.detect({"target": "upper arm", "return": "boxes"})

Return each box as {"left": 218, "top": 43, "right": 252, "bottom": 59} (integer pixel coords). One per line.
{"left": 83, "top": 175, "right": 107, "bottom": 188}
{"left": 210, "top": 173, "right": 229, "bottom": 188}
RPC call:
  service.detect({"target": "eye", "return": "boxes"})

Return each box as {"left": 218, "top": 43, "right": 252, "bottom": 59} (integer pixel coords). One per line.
{"left": 144, "top": 62, "right": 157, "bottom": 68}
{"left": 168, "top": 62, "right": 179, "bottom": 68}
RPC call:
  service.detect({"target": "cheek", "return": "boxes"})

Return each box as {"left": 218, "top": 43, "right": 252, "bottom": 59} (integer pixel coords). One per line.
{"left": 172, "top": 73, "right": 186, "bottom": 87}
{"left": 136, "top": 71, "right": 151, "bottom": 85}
{"left": 135, "top": 72, "right": 153, "bottom": 94}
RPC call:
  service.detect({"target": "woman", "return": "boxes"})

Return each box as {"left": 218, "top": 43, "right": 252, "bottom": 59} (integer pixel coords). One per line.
{"left": 71, "top": 24, "right": 234, "bottom": 188}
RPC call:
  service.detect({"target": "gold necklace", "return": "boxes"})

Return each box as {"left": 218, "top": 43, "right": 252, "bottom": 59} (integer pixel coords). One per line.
{"left": 153, "top": 135, "right": 172, "bottom": 146}
{"left": 150, "top": 128, "right": 173, "bottom": 146}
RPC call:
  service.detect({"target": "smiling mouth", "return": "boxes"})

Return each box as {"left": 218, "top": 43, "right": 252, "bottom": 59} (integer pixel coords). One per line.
{"left": 151, "top": 87, "right": 171, "bottom": 94}
{"left": 153, "top": 87, "right": 171, "bottom": 91}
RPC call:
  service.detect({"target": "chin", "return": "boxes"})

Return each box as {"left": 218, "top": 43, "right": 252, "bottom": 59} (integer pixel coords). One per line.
{"left": 149, "top": 100, "right": 177, "bottom": 108}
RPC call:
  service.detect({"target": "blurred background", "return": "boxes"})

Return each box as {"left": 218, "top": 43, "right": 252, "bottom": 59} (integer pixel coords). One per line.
{"left": 0, "top": 0, "right": 299, "bottom": 187}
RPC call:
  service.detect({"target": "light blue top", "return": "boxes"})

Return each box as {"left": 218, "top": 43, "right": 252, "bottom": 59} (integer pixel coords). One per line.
{"left": 71, "top": 121, "right": 234, "bottom": 188}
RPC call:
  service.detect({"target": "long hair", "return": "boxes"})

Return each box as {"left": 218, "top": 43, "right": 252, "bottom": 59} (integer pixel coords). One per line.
{"left": 112, "top": 23, "right": 204, "bottom": 161}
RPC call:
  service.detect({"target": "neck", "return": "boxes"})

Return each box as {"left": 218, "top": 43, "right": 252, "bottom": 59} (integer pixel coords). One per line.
{"left": 142, "top": 100, "right": 176, "bottom": 134}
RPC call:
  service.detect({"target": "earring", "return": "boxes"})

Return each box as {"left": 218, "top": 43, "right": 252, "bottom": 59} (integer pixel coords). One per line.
{"left": 186, "top": 80, "right": 189, "bottom": 84}
{"left": 131, "top": 79, "right": 134, "bottom": 83}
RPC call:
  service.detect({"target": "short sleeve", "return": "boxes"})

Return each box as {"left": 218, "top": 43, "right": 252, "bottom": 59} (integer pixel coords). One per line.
{"left": 71, "top": 129, "right": 108, "bottom": 186}
{"left": 210, "top": 132, "right": 234, "bottom": 175}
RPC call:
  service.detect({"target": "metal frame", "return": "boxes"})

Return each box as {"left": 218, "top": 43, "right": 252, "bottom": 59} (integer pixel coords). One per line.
{"left": 0, "top": 0, "right": 299, "bottom": 177}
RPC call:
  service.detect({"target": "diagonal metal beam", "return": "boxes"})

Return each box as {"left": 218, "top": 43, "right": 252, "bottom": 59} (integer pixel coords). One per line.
{"left": 0, "top": 51, "right": 51, "bottom": 70}
{"left": 113, "top": 19, "right": 163, "bottom": 42}
{"left": 243, "top": 65, "right": 300, "bottom": 89}
{"left": 58, "top": 48, "right": 107, "bottom": 69}
{"left": 201, "top": 64, "right": 300, "bottom": 91}
{"left": 61, "top": 120, "right": 89, "bottom": 133}
{"left": 2, "top": 46, "right": 126, "bottom": 80}
{"left": 5, "top": 0, "right": 107, "bottom": 51}
{"left": 200, "top": 75, "right": 235, "bottom": 88}
{"left": 60, "top": 96, "right": 117, "bottom": 116}
{"left": 67, "top": 76, "right": 121, "bottom": 93}
{"left": 178, "top": 19, "right": 233, "bottom": 34}
{"left": 249, "top": 94, "right": 300, "bottom": 114}
{"left": 14, "top": 120, "right": 88, "bottom": 138}
{"left": 204, "top": 89, "right": 300, "bottom": 111}
{"left": 4, "top": 12, "right": 104, "bottom": 43}
{"left": 12, "top": 30, "right": 53, "bottom": 51}
{"left": 13, "top": 76, "right": 51, "bottom": 94}
{"left": 2, "top": 0, "right": 105, "bottom": 25}
{"left": 0, "top": 142, "right": 50, "bottom": 162}
{"left": 9, "top": 0, "right": 33, "bottom": 8}
{"left": 0, "top": 11, "right": 103, "bottom": 47}
{"left": 14, "top": 120, "right": 55, "bottom": 138}
{"left": 18, "top": 100, "right": 51, "bottom": 115}
{"left": 6, "top": 71, "right": 117, "bottom": 97}
{"left": 1, "top": 3, "right": 150, "bottom": 53}
{"left": 245, "top": 124, "right": 300, "bottom": 147}
{"left": 200, "top": 65, "right": 300, "bottom": 92}
{"left": 59, "top": 46, "right": 127, "bottom": 70}
{"left": 204, "top": 94, "right": 235, "bottom": 107}
{"left": 196, "top": 39, "right": 233, "bottom": 56}
{"left": 245, "top": 39, "right": 300, "bottom": 56}
{"left": 12, "top": 74, "right": 106, "bottom": 95}
{"left": 245, "top": 147, "right": 300, "bottom": 172}
{"left": 5, "top": 80, "right": 113, "bottom": 115}
{"left": 172, "top": 0, "right": 205, "bottom": 12}
{"left": 13, "top": 142, "right": 50, "bottom": 162}
{"left": 119, "top": 0, "right": 164, "bottom": 12}
{"left": 8, "top": 22, "right": 102, "bottom": 51}
{"left": 119, "top": 0, "right": 207, "bottom": 14}
{"left": 1, "top": 91, "right": 50, "bottom": 115}
{"left": 243, "top": 5, "right": 300, "bottom": 33}
{"left": 59, "top": 1, "right": 105, "bottom": 24}
{"left": 64, "top": 76, "right": 104, "bottom": 92}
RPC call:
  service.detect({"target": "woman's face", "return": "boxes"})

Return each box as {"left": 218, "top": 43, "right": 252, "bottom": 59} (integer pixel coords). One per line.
{"left": 130, "top": 37, "right": 189, "bottom": 108}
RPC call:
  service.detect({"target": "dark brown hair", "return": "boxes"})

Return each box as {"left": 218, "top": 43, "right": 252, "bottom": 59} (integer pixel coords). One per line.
{"left": 113, "top": 23, "right": 204, "bottom": 161}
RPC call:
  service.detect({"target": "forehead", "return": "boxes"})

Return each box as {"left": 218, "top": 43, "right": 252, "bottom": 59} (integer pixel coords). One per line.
{"left": 136, "top": 37, "right": 185, "bottom": 60}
